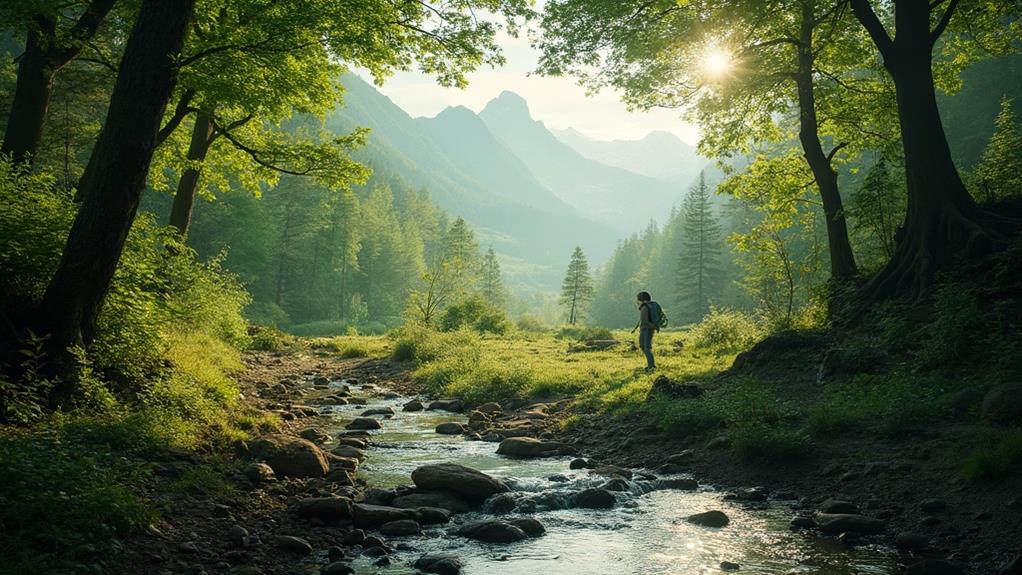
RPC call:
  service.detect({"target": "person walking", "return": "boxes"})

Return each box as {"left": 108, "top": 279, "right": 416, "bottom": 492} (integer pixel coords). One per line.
{"left": 631, "top": 291, "right": 664, "bottom": 372}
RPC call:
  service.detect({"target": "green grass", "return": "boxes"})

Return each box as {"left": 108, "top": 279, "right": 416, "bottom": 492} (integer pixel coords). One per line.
{"left": 806, "top": 372, "right": 949, "bottom": 438}
{"left": 309, "top": 335, "right": 390, "bottom": 359}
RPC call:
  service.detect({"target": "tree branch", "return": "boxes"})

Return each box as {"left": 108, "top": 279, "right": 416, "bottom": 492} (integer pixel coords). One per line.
{"left": 930, "top": 0, "right": 960, "bottom": 45}
{"left": 850, "top": 0, "right": 894, "bottom": 60}
{"left": 826, "top": 142, "right": 849, "bottom": 163}
{"left": 213, "top": 120, "right": 315, "bottom": 177}
{"left": 156, "top": 89, "right": 197, "bottom": 147}
{"left": 51, "top": 0, "right": 117, "bottom": 65}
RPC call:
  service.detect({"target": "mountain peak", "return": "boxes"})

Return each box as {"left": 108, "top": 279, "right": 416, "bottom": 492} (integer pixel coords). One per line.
{"left": 481, "top": 91, "right": 532, "bottom": 120}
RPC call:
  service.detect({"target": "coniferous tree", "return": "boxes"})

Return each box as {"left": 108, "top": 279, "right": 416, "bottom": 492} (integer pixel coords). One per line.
{"left": 560, "top": 246, "right": 594, "bottom": 325}
{"left": 975, "top": 96, "right": 1022, "bottom": 202}
{"left": 443, "top": 217, "right": 481, "bottom": 289}
{"left": 479, "top": 247, "right": 506, "bottom": 309}
{"left": 676, "top": 172, "right": 722, "bottom": 322}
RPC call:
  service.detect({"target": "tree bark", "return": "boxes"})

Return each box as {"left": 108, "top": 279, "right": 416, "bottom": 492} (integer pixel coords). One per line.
{"left": 1, "top": 0, "right": 117, "bottom": 163}
{"left": 795, "top": 4, "right": 859, "bottom": 282}
{"left": 36, "top": 0, "right": 195, "bottom": 402}
{"left": 169, "top": 109, "right": 215, "bottom": 237}
{"left": 852, "top": 0, "right": 1000, "bottom": 299}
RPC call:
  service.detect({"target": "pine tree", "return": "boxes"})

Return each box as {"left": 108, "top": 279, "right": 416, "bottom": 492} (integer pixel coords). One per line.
{"left": 560, "top": 246, "right": 594, "bottom": 325}
{"left": 443, "top": 216, "right": 480, "bottom": 288}
{"left": 975, "top": 96, "right": 1022, "bottom": 202}
{"left": 328, "top": 188, "right": 361, "bottom": 321}
{"left": 479, "top": 247, "right": 506, "bottom": 309}
{"left": 676, "top": 172, "right": 722, "bottom": 322}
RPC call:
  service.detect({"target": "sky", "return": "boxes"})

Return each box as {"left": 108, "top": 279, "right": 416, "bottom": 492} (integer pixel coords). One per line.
{"left": 369, "top": 21, "right": 702, "bottom": 145}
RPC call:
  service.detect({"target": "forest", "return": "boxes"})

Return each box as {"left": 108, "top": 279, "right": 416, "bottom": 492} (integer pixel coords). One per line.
{"left": 1, "top": 1, "right": 1021, "bottom": 575}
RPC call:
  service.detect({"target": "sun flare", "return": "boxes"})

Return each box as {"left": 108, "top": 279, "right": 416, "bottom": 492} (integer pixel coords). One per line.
{"left": 700, "top": 46, "right": 733, "bottom": 79}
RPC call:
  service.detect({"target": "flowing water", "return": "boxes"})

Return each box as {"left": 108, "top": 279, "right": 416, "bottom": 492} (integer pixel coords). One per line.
{"left": 317, "top": 385, "right": 897, "bottom": 575}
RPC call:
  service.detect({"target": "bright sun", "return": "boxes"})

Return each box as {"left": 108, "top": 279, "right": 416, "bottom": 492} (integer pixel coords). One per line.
{"left": 701, "top": 46, "right": 733, "bottom": 79}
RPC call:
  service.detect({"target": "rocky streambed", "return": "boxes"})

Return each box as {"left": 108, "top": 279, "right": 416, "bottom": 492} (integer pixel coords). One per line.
{"left": 244, "top": 373, "right": 900, "bottom": 575}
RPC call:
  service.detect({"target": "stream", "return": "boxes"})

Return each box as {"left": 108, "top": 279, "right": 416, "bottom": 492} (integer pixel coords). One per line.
{"left": 317, "top": 383, "right": 897, "bottom": 575}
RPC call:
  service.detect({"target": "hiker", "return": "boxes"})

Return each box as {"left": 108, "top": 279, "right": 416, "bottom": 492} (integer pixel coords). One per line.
{"left": 631, "top": 291, "right": 666, "bottom": 372}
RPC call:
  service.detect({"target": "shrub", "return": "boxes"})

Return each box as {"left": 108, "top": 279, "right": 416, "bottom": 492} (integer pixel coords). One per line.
{"left": 440, "top": 296, "right": 509, "bottom": 334}
{"left": 961, "top": 428, "right": 1022, "bottom": 481}
{"left": 688, "top": 307, "right": 762, "bottom": 353}
{"left": 916, "top": 281, "right": 985, "bottom": 368}
{"left": 729, "top": 421, "right": 809, "bottom": 461}
{"left": 247, "top": 326, "right": 297, "bottom": 352}
{"left": 390, "top": 324, "right": 478, "bottom": 364}
{"left": 555, "top": 325, "right": 613, "bottom": 342}
{"left": 806, "top": 373, "right": 946, "bottom": 437}
{"left": 516, "top": 315, "right": 545, "bottom": 332}
{"left": 287, "top": 320, "right": 354, "bottom": 337}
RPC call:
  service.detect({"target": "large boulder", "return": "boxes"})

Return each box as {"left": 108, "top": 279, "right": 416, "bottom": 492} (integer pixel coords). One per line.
{"left": 290, "top": 496, "right": 352, "bottom": 521}
{"left": 411, "top": 463, "right": 507, "bottom": 504}
{"left": 589, "top": 465, "right": 632, "bottom": 480}
{"left": 403, "top": 399, "right": 424, "bottom": 412}
{"left": 380, "top": 519, "right": 421, "bottom": 536}
{"left": 391, "top": 491, "right": 472, "bottom": 514}
{"left": 362, "top": 406, "right": 395, "bottom": 417}
{"left": 686, "top": 510, "right": 730, "bottom": 528}
{"left": 575, "top": 488, "right": 616, "bottom": 509}
{"left": 496, "top": 437, "right": 571, "bottom": 458}
{"left": 506, "top": 517, "right": 545, "bottom": 537}
{"left": 815, "top": 513, "right": 885, "bottom": 535}
{"left": 981, "top": 384, "right": 1022, "bottom": 423}
{"left": 352, "top": 504, "right": 419, "bottom": 528}
{"left": 415, "top": 506, "right": 453, "bottom": 524}
{"left": 428, "top": 399, "right": 465, "bottom": 413}
{"left": 247, "top": 434, "right": 329, "bottom": 478}
{"left": 415, "top": 553, "right": 463, "bottom": 575}
{"left": 452, "top": 520, "right": 529, "bottom": 543}
{"left": 331, "top": 445, "right": 367, "bottom": 461}
{"left": 346, "top": 417, "right": 382, "bottom": 430}
{"left": 436, "top": 422, "right": 467, "bottom": 435}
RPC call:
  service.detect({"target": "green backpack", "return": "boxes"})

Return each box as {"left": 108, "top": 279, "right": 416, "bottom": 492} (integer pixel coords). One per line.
{"left": 645, "top": 301, "right": 669, "bottom": 330}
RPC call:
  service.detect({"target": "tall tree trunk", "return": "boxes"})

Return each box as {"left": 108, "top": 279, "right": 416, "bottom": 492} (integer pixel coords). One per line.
{"left": 852, "top": 0, "right": 1006, "bottom": 300}
{"left": 795, "top": 5, "right": 859, "bottom": 281}
{"left": 169, "top": 109, "right": 214, "bottom": 237}
{"left": 36, "top": 0, "right": 195, "bottom": 401}
{"left": 1, "top": 0, "right": 117, "bottom": 163}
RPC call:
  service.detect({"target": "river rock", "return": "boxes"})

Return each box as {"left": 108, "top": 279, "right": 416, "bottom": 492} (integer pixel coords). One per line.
{"left": 485, "top": 493, "right": 518, "bottom": 514}
{"left": 275, "top": 535, "right": 313, "bottom": 554}
{"left": 818, "top": 499, "right": 857, "bottom": 514}
{"left": 982, "top": 384, "right": 1022, "bottom": 423}
{"left": 452, "top": 520, "right": 529, "bottom": 543}
{"left": 244, "top": 462, "right": 276, "bottom": 483}
{"left": 790, "top": 516, "right": 816, "bottom": 529}
{"left": 380, "top": 519, "right": 420, "bottom": 536}
{"left": 291, "top": 496, "right": 353, "bottom": 521}
{"left": 341, "top": 529, "right": 365, "bottom": 545}
{"left": 411, "top": 463, "right": 507, "bottom": 503}
{"left": 352, "top": 504, "right": 418, "bottom": 527}
{"left": 589, "top": 465, "right": 632, "bottom": 479}
{"left": 815, "top": 513, "right": 885, "bottom": 535}
{"left": 328, "top": 455, "right": 359, "bottom": 471}
{"left": 336, "top": 437, "right": 367, "bottom": 449}
{"left": 575, "top": 488, "right": 616, "bottom": 509}
{"left": 415, "top": 553, "right": 463, "bottom": 575}
{"left": 331, "top": 445, "right": 367, "bottom": 461}
{"left": 666, "top": 450, "right": 696, "bottom": 464}
{"left": 686, "top": 510, "right": 730, "bottom": 528}
{"left": 428, "top": 399, "right": 464, "bottom": 413}
{"left": 569, "top": 458, "right": 596, "bottom": 470}
{"left": 919, "top": 498, "right": 947, "bottom": 513}
{"left": 298, "top": 427, "right": 331, "bottom": 444}
{"left": 436, "top": 422, "right": 467, "bottom": 435}
{"left": 647, "top": 375, "right": 704, "bottom": 400}
{"left": 706, "top": 435, "right": 730, "bottom": 450}
{"left": 507, "top": 517, "right": 545, "bottom": 537}
{"left": 391, "top": 491, "right": 471, "bottom": 513}
{"left": 321, "top": 562, "right": 354, "bottom": 575}
{"left": 346, "top": 417, "right": 382, "bottom": 430}
{"left": 415, "top": 506, "right": 452, "bottom": 524}
{"left": 403, "top": 399, "right": 424, "bottom": 412}
{"left": 496, "top": 437, "right": 570, "bottom": 457}
{"left": 720, "top": 561, "right": 740, "bottom": 572}
{"left": 248, "top": 434, "right": 329, "bottom": 478}
{"left": 362, "top": 407, "right": 395, "bottom": 417}
{"left": 476, "top": 402, "right": 502, "bottom": 414}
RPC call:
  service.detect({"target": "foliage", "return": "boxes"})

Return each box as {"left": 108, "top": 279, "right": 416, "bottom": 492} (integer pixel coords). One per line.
{"left": 478, "top": 247, "right": 507, "bottom": 309}
{"left": 247, "top": 326, "right": 298, "bottom": 352}
{"left": 846, "top": 150, "right": 906, "bottom": 272}
{"left": 440, "top": 295, "right": 510, "bottom": 334}
{"left": 973, "top": 96, "right": 1022, "bottom": 202}
{"left": 676, "top": 172, "right": 723, "bottom": 321}
{"left": 0, "top": 332, "right": 54, "bottom": 424}
{"left": 0, "top": 431, "right": 153, "bottom": 575}
{"left": 806, "top": 372, "right": 948, "bottom": 437}
{"left": 915, "top": 281, "right": 985, "bottom": 369}
{"left": 961, "top": 427, "right": 1022, "bottom": 482}
{"left": 560, "top": 246, "right": 594, "bottom": 325}
{"left": 688, "top": 307, "right": 762, "bottom": 354}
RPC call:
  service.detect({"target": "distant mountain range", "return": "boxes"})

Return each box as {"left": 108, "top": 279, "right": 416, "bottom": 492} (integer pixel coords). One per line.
{"left": 327, "top": 74, "right": 708, "bottom": 289}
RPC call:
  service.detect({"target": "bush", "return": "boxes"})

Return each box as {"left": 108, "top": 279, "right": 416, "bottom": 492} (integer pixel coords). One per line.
{"left": 916, "top": 281, "right": 985, "bottom": 368}
{"left": 390, "top": 324, "right": 478, "bottom": 364}
{"left": 516, "top": 315, "right": 545, "bottom": 332}
{"left": 247, "top": 326, "right": 297, "bottom": 352}
{"left": 287, "top": 320, "right": 354, "bottom": 337}
{"left": 806, "top": 373, "right": 946, "bottom": 437}
{"left": 440, "top": 296, "right": 509, "bottom": 334}
{"left": 961, "top": 428, "right": 1022, "bottom": 481}
{"left": 555, "top": 325, "right": 613, "bottom": 342}
{"left": 688, "top": 307, "right": 762, "bottom": 353}
{"left": 729, "top": 421, "right": 809, "bottom": 461}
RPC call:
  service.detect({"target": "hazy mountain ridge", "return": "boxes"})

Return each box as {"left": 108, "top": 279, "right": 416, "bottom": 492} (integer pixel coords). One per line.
{"left": 478, "top": 92, "right": 689, "bottom": 233}
{"left": 552, "top": 127, "right": 709, "bottom": 188}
